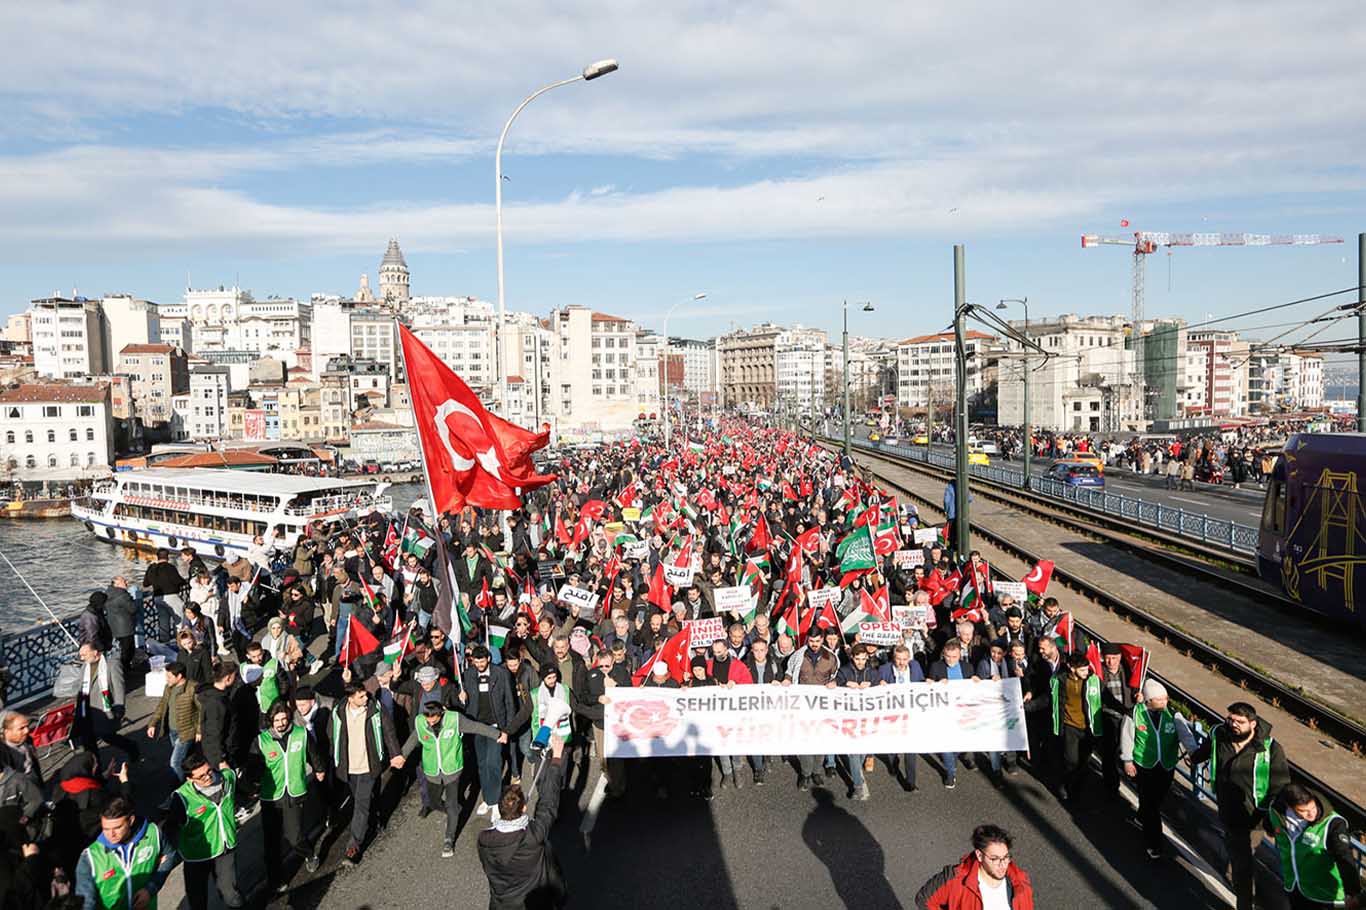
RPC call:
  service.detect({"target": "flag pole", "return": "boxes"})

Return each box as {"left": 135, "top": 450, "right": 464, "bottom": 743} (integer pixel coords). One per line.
{"left": 396, "top": 321, "right": 463, "bottom": 657}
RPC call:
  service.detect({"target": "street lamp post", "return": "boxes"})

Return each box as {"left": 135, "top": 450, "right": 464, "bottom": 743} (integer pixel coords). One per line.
{"left": 998, "top": 297, "right": 1030, "bottom": 486}
{"left": 842, "top": 300, "right": 875, "bottom": 455}
{"left": 495, "top": 58, "right": 618, "bottom": 414}
{"left": 663, "top": 293, "right": 707, "bottom": 449}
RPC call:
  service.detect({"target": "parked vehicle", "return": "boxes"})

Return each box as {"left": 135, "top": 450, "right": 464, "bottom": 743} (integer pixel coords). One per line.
{"left": 1046, "top": 461, "right": 1105, "bottom": 487}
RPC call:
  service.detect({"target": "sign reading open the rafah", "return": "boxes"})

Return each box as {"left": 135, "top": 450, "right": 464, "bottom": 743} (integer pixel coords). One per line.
{"left": 603, "top": 679, "right": 1028, "bottom": 758}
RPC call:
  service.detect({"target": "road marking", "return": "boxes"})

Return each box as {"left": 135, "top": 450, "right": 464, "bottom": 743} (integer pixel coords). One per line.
{"left": 1115, "top": 782, "right": 1236, "bottom": 906}
{"left": 579, "top": 773, "right": 609, "bottom": 837}
{"left": 1168, "top": 497, "right": 1204, "bottom": 506}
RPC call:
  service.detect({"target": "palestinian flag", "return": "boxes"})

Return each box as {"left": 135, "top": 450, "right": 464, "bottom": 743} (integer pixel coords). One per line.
{"left": 1047, "top": 611, "right": 1075, "bottom": 652}
{"left": 740, "top": 557, "right": 766, "bottom": 592}
{"left": 841, "top": 587, "right": 890, "bottom": 637}
{"left": 737, "top": 591, "right": 760, "bottom": 626}
{"left": 835, "top": 523, "right": 876, "bottom": 574}
{"left": 1023, "top": 559, "right": 1055, "bottom": 602}
{"left": 688, "top": 440, "right": 705, "bottom": 454}
{"left": 488, "top": 624, "right": 511, "bottom": 650}
{"left": 728, "top": 512, "right": 746, "bottom": 555}
{"left": 360, "top": 575, "right": 381, "bottom": 610}
{"left": 401, "top": 521, "right": 435, "bottom": 558}
{"left": 614, "top": 532, "right": 640, "bottom": 551}
{"left": 341, "top": 614, "right": 380, "bottom": 666}
{"left": 773, "top": 593, "right": 807, "bottom": 641}
{"left": 383, "top": 620, "right": 420, "bottom": 665}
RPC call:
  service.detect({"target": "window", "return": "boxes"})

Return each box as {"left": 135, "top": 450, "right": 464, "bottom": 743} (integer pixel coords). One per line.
{"left": 69, "top": 453, "right": 79, "bottom": 467}
{"left": 24, "top": 431, "right": 32, "bottom": 444}
{"left": 47, "top": 430, "right": 55, "bottom": 443}
{"left": 86, "top": 428, "right": 94, "bottom": 441}
{"left": 47, "top": 455, "right": 57, "bottom": 468}
{"left": 69, "top": 428, "right": 77, "bottom": 442}
{"left": 43, "top": 406, "right": 59, "bottom": 418}
{"left": 88, "top": 452, "right": 97, "bottom": 466}
{"left": 25, "top": 455, "right": 34, "bottom": 469}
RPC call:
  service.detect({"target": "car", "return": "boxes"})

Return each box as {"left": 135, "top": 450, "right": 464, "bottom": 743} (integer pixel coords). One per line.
{"left": 869, "top": 432, "right": 881, "bottom": 442}
{"left": 978, "top": 441, "right": 999, "bottom": 455}
{"left": 1046, "top": 461, "right": 1105, "bottom": 487}
{"left": 967, "top": 445, "right": 990, "bottom": 466}
{"left": 864, "top": 417, "right": 877, "bottom": 427}
{"left": 1069, "top": 450, "right": 1105, "bottom": 474}
{"left": 381, "top": 462, "right": 400, "bottom": 472}
{"left": 883, "top": 436, "right": 900, "bottom": 446}
{"left": 912, "top": 434, "right": 930, "bottom": 445}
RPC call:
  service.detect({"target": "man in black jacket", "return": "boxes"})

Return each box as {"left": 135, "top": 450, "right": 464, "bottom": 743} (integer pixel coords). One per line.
{"left": 143, "top": 549, "right": 186, "bottom": 644}
{"left": 104, "top": 576, "right": 140, "bottom": 674}
{"left": 330, "top": 683, "right": 403, "bottom": 867}
{"left": 1024, "top": 636, "right": 1062, "bottom": 780}
{"left": 197, "top": 662, "right": 239, "bottom": 770}
{"left": 1187, "top": 702, "right": 1290, "bottom": 910}
{"left": 574, "top": 648, "right": 623, "bottom": 798}
{"left": 460, "top": 645, "right": 516, "bottom": 816}
{"left": 477, "top": 735, "right": 567, "bottom": 910}
{"left": 1097, "top": 641, "right": 1134, "bottom": 800}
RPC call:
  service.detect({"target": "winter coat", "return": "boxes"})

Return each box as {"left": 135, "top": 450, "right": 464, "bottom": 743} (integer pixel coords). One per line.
{"left": 915, "top": 851, "right": 1035, "bottom": 910}
{"left": 196, "top": 684, "right": 235, "bottom": 767}
{"left": 1188, "top": 718, "right": 1290, "bottom": 828}
{"left": 103, "top": 585, "right": 139, "bottom": 639}
{"left": 476, "top": 756, "right": 568, "bottom": 910}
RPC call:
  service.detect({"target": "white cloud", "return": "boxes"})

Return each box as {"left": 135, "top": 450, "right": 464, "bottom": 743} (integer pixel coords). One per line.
{"left": 0, "top": 1, "right": 1363, "bottom": 265}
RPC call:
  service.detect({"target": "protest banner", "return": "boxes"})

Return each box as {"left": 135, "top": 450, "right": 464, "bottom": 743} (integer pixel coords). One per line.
{"left": 857, "top": 621, "right": 903, "bottom": 645}
{"left": 536, "top": 561, "right": 565, "bottom": 584}
{"left": 622, "top": 540, "right": 650, "bottom": 561}
{"left": 993, "top": 581, "right": 1028, "bottom": 602}
{"left": 713, "top": 585, "right": 753, "bottom": 615}
{"left": 806, "top": 587, "right": 842, "bottom": 613}
{"left": 557, "top": 584, "right": 599, "bottom": 620}
{"left": 913, "top": 527, "right": 941, "bottom": 545}
{"left": 684, "top": 616, "right": 726, "bottom": 649}
{"left": 893, "top": 604, "right": 928, "bottom": 627}
{"left": 664, "top": 561, "right": 698, "bottom": 587}
{"left": 893, "top": 549, "right": 924, "bottom": 569}
{"left": 604, "top": 679, "right": 1028, "bottom": 758}
{"left": 621, "top": 507, "right": 642, "bottom": 522}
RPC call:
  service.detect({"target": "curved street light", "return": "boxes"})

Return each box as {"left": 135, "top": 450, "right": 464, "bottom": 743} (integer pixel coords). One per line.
{"left": 494, "top": 59, "right": 619, "bottom": 413}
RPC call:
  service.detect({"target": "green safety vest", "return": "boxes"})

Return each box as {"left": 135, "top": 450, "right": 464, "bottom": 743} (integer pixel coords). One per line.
{"left": 85, "top": 822, "right": 163, "bottom": 910}
{"left": 531, "top": 686, "right": 574, "bottom": 742}
{"left": 256, "top": 659, "right": 280, "bottom": 714}
{"left": 331, "top": 706, "right": 385, "bottom": 770}
{"left": 1131, "top": 704, "right": 1180, "bottom": 771}
{"left": 1268, "top": 805, "right": 1347, "bottom": 904}
{"left": 1207, "top": 725, "right": 1274, "bottom": 809}
{"left": 258, "top": 726, "right": 309, "bottom": 801}
{"left": 416, "top": 711, "right": 464, "bottom": 778}
{"left": 174, "top": 768, "right": 237, "bottom": 862}
{"left": 1051, "top": 673, "right": 1102, "bottom": 736}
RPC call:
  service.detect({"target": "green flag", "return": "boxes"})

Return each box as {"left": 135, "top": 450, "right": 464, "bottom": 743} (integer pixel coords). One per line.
{"left": 836, "top": 523, "right": 876, "bottom": 574}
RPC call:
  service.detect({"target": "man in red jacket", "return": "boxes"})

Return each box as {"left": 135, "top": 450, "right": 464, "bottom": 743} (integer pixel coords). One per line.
{"left": 916, "top": 824, "right": 1035, "bottom": 910}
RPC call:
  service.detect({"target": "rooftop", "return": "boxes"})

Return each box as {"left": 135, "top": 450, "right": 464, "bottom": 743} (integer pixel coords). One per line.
{"left": 155, "top": 451, "right": 278, "bottom": 469}
{"left": 897, "top": 331, "right": 996, "bottom": 346}
{"left": 120, "top": 343, "right": 177, "bottom": 355}
{"left": 116, "top": 467, "right": 375, "bottom": 496}
{"left": 0, "top": 383, "right": 107, "bottom": 404}
{"left": 351, "top": 420, "right": 406, "bottom": 430}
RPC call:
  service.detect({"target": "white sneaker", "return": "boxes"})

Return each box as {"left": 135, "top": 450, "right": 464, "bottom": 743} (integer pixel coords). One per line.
{"left": 308, "top": 659, "right": 324, "bottom": 676}
{"left": 475, "top": 800, "right": 490, "bottom": 816}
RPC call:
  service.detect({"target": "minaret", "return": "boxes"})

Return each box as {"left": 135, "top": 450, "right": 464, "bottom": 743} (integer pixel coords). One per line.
{"left": 378, "top": 239, "right": 410, "bottom": 305}
{"left": 355, "top": 273, "right": 375, "bottom": 303}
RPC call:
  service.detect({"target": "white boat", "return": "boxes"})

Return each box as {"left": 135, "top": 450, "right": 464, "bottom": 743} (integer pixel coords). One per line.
{"left": 71, "top": 468, "right": 392, "bottom": 559}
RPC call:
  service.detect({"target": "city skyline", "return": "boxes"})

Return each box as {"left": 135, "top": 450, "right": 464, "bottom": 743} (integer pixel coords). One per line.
{"left": 2, "top": 2, "right": 1363, "bottom": 352}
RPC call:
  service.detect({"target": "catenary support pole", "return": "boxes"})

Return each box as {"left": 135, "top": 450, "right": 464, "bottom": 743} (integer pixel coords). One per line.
{"left": 953, "top": 245, "right": 970, "bottom": 556}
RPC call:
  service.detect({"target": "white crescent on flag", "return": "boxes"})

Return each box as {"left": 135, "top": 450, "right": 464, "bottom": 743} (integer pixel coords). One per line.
{"left": 1024, "top": 564, "right": 1045, "bottom": 584}
{"left": 434, "top": 398, "right": 504, "bottom": 478}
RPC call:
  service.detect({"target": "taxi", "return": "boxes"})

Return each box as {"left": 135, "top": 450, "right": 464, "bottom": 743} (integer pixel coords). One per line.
{"left": 869, "top": 431, "right": 882, "bottom": 442}
{"left": 912, "top": 433, "right": 930, "bottom": 445}
{"left": 967, "top": 445, "right": 990, "bottom": 466}
{"left": 1069, "top": 450, "right": 1105, "bottom": 474}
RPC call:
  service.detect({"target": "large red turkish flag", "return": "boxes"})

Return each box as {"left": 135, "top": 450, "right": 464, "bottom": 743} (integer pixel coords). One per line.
{"left": 399, "top": 325, "right": 555, "bottom": 511}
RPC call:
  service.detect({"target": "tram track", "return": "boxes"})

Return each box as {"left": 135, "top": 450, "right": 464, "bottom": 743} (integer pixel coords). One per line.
{"left": 818, "top": 438, "right": 1366, "bottom": 827}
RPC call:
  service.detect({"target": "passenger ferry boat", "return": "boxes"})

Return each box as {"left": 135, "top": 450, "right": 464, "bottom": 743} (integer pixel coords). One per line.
{"left": 71, "top": 468, "right": 392, "bottom": 559}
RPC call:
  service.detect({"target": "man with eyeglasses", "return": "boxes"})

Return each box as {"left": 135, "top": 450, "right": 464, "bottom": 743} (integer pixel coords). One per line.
{"left": 162, "top": 752, "right": 244, "bottom": 910}
{"left": 916, "top": 823, "right": 1035, "bottom": 909}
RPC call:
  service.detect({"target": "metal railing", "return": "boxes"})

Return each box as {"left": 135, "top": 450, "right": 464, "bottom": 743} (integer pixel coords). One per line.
{"left": 856, "top": 438, "right": 1261, "bottom": 556}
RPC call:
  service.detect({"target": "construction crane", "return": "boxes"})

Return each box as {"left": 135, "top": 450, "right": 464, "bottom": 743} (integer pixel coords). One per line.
{"left": 1081, "top": 230, "right": 1345, "bottom": 418}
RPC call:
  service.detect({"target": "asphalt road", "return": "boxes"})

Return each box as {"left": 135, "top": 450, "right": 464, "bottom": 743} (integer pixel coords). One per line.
{"left": 306, "top": 754, "right": 1229, "bottom": 910}
{"left": 847, "top": 429, "right": 1266, "bottom": 529}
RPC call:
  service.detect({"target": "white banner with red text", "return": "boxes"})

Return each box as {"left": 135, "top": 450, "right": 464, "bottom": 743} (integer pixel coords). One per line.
{"left": 603, "top": 679, "right": 1028, "bottom": 757}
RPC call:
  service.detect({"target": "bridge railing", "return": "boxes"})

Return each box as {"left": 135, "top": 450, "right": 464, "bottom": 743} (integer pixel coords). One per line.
{"left": 855, "top": 438, "right": 1261, "bottom": 556}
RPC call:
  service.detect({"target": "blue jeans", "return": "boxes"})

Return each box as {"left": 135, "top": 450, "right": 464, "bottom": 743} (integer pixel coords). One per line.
{"left": 473, "top": 734, "right": 504, "bottom": 805}
{"left": 169, "top": 731, "right": 192, "bottom": 780}
{"left": 332, "top": 601, "right": 353, "bottom": 661}
{"left": 715, "top": 754, "right": 733, "bottom": 776}
{"left": 510, "top": 729, "right": 532, "bottom": 780}
{"left": 847, "top": 754, "right": 866, "bottom": 788}
{"left": 942, "top": 751, "right": 957, "bottom": 781}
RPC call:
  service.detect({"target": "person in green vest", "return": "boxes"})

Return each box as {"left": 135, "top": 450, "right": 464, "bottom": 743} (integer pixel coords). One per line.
{"left": 1187, "top": 701, "right": 1291, "bottom": 910}
{"left": 1049, "top": 651, "right": 1102, "bottom": 806}
{"left": 1266, "top": 783, "right": 1362, "bottom": 910}
{"left": 162, "top": 752, "right": 243, "bottom": 910}
{"left": 249, "top": 700, "right": 327, "bottom": 892}
{"left": 245, "top": 641, "right": 282, "bottom": 722}
{"left": 1120, "top": 679, "right": 1197, "bottom": 859}
{"left": 395, "top": 700, "right": 506, "bottom": 858}
{"left": 74, "top": 797, "right": 175, "bottom": 910}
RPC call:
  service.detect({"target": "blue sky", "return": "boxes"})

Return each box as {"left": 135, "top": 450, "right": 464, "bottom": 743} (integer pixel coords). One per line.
{"left": 2, "top": 1, "right": 1363, "bottom": 357}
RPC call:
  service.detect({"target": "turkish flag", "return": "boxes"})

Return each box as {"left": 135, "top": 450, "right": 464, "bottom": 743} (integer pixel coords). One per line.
{"left": 399, "top": 325, "right": 555, "bottom": 511}
{"left": 648, "top": 562, "right": 673, "bottom": 613}
{"left": 633, "top": 628, "right": 692, "bottom": 685}
{"left": 581, "top": 499, "right": 608, "bottom": 522}
{"left": 795, "top": 527, "right": 822, "bottom": 555}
